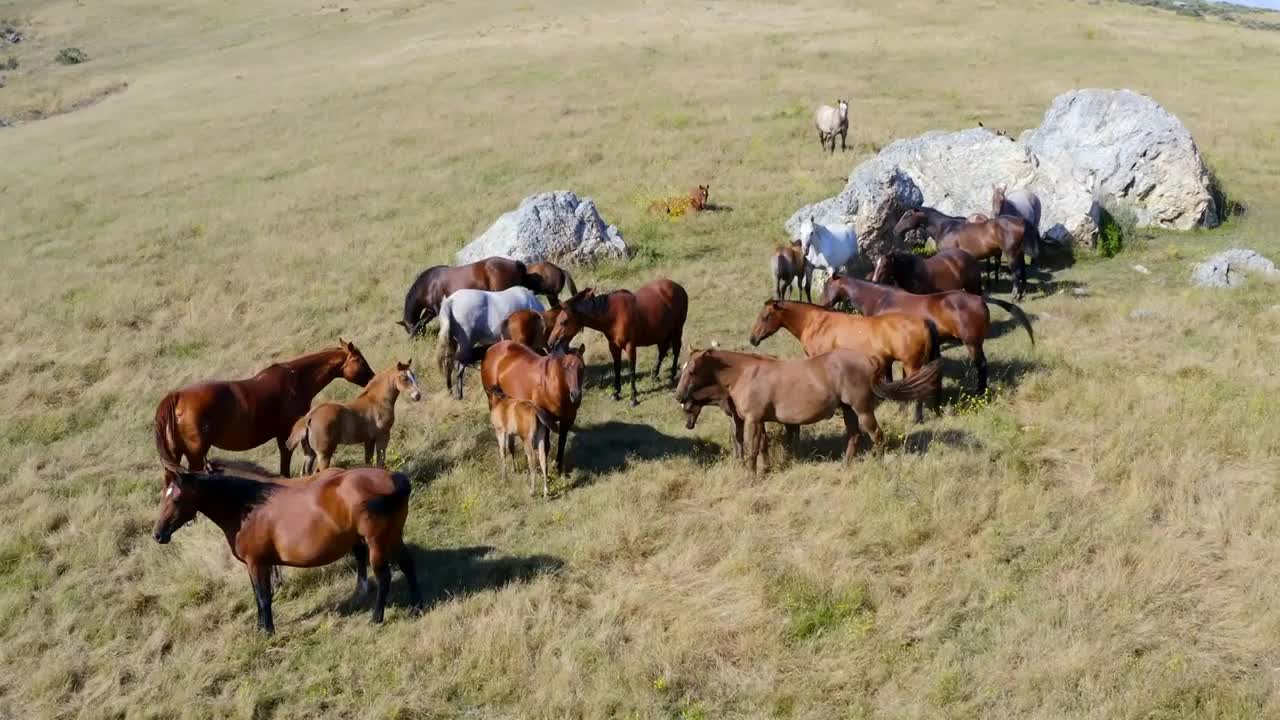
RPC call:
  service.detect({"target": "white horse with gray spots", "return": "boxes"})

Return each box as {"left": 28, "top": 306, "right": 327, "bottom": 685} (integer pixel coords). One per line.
{"left": 437, "top": 286, "right": 544, "bottom": 399}
{"left": 798, "top": 216, "right": 858, "bottom": 292}
{"left": 814, "top": 99, "right": 850, "bottom": 154}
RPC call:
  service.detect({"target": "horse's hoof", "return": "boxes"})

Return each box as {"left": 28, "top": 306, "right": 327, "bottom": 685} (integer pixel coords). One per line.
{"left": 612, "top": 394, "right": 622, "bottom": 402}
{"left": 631, "top": 399, "right": 640, "bottom": 407}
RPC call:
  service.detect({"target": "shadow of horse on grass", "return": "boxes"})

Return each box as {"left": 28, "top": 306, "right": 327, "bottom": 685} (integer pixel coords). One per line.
{"left": 570, "top": 420, "right": 721, "bottom": 477}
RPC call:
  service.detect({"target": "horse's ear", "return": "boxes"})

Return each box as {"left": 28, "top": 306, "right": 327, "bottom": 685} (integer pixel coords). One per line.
{"left": 574, "top": 344, "right": 586, "bottom": 356}
{"left": 397, "top": 359, "right": 410, "bottom": 370}
{"left": 338, "top": 336, "right": 347, "bottom": 346}
{"left": 405, "top": 358, "right": 413, "bottom": 368}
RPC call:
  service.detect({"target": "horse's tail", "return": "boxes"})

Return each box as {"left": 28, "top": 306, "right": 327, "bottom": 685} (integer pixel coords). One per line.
{"left": 984, "top": 297, "right": 1035, "bottom": 346}
{"left": 153, "top": 392, "right": 185, "bottom": 478}
{"left": 925, "top": 318, "right": 942, "bottom": 365}
{"left": 436, "top": 296, "right": 454, "bottom": 373}
{"left": 874, "top": 359, "right": 943, "bottom": 402}
{"left": 1022, "top": 218, "right": 1041, "bottom": 262}
{"left": 366, "top": 472, "right": 412, "bottom": 516}
{"left": 563, "top": 269, "right": 578, "bottom": 297}
{"left": 769, "top": 251, "right": 787, "bottom": 282}
{"left": 286, "top": 413, "right": 310, "bottom": 452}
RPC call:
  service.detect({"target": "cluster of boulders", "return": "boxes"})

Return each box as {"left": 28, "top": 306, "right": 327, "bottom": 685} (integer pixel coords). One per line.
{"left": 787, "top": 89, "right": 1220, "bottom": 260}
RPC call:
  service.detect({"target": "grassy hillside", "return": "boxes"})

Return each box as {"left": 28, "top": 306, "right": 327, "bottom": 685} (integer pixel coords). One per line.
{"left": 2, "top": 0, "right": 1279, "bottom": 717}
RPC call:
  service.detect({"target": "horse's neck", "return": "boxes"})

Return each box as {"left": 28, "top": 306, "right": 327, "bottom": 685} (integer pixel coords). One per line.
{"left": 198, "top": 492, "right": 252, "bottom": 553}
{"left": 356, "top": 374, "right": 399, "bottom": 414}
{"left": 780, "top": 304, "right": 816, "bottom": 340}
{"left": 846, "top": 281, "right": 886, "bottom": 312}
{"left": 926, "top": 209, "right": 964, "bottom": 236}
{"left": 289, "top": 351, "right": 344, "bottom": 397}
{"left": 578, "top": 296, "right": 618, "bottom": 333}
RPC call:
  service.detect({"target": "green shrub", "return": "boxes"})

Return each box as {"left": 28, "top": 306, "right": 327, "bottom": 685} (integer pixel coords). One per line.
{"left": 1096, "top": 204, "right": 1134, "bottom": 258}
{"left": 55, "top": 47, "right": 88, "bottom": 65}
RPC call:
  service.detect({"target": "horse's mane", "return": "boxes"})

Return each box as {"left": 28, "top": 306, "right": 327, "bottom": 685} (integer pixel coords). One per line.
{"left": 186, "top": 463, "right": 281, "bottom": 509}
{"left": 571, "top": 292, "right": 616, "bottom": 317}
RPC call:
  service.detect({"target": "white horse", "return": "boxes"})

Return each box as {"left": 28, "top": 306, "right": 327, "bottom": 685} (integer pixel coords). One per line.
{"left": 437, "top": 286, "right": 544, "bottom": 399}
{"left": 798, "top": 216, "right": 858, "bottom": 290}
{"left": 814, "top": 99, "right": 849, "bottom": 154}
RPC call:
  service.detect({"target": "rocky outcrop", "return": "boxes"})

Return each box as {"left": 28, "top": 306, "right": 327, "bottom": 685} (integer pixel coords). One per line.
{"left": 1190, "top": 249, "right": 1278, "bottom": 289}
{"left": 784, "top": 164, "right": 922, "bottom": 262}
{"left": 456, "top": 191, "right": 627, "bottom": 265}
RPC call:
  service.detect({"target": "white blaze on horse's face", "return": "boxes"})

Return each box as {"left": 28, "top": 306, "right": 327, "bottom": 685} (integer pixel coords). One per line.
{"left": 837, "top": 99, "right": 848, "bottom": 119}
{"left": 799, "top": 221, "right": 815, "bottom": 255}
{"left": 404, "top": 369, "right": 423, "bottom": 401}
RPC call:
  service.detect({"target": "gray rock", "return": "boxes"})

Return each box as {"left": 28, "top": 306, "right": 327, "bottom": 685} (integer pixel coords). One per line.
{"left": 1132, "top": 264, "right": 1150, "bottom": 275}
{"left": 1190, "top": 248, "right": 1279, "bottom": 289}
{"left": 1024, "top": 89, "right": 1218, "bottom": 232}
{"left": 784, "top": 163, "right": 922, "bottom": 262}
{"left": 1128, "top": 308, "right": 1156, "bottom": 320}
{"left": 456, "top": 191, "right": 627, "bottom": 265}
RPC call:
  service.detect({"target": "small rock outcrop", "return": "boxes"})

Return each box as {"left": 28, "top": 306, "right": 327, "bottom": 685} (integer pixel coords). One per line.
{"left": 1190, "top": 249, "right": 1278, "bottom": 289}
{"left": 456, "top": 191, "right": 627, "bottom": 266}
{"left": 785, "top": 164, "right": 922, "bottom": 263}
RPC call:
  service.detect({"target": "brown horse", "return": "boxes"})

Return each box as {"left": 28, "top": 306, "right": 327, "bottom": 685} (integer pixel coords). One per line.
{"left": 748, "top": 300, "right": 941, "bottom": 422}
{"left": 770, "top": 242, "right": 812, "bottom": 301}
{"left": 676, "top": 349, "right": 943, "bottom": 475}
{"left": 870, "top": 249, "right": 983, "bottom": 295}
{"left": 287, "top": 360, "right": 423, "bottom": 473}
{"left": 547, "top": 279, "right": 689, "bottom": 405}
{"left": 485, "top": 386, "right": 557, "bottom": 498}
{"left": 526, "top": 261, "right": 578, "bottom": 307}
{"left": 689, "top": 185, "right": 710, "bottom": 212}
{"left": 480, "top": 341, "right": 586, "bottom": 473}
{"left": 893, "top": 207, "right": 1038, "bottom": 300}
{"left": 153, "top": 339, "right": 376, "bottom": 485}
{"left": 152, "top": 460, "right": 421, "bottom": 633}
{"left": 819, "top": 275, "right": 1034, "bottom": 394}
{"left": 500, "top": 309, "right": 548, "bottom": 352}
{"left": 398, "top": 257, "right": 535, "bottom": 336}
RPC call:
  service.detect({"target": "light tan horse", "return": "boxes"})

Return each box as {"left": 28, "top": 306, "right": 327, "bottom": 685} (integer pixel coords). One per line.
{"left": 287, "top": 361, "right": 423, "bottom": 473}
{"left": 485, "top": 386, "right": 557, "bottom": 498}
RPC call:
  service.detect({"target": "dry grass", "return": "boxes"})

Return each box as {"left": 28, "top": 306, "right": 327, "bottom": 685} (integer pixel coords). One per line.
{"left": 2, "top": 0, "right": 1280, "bottom": 717}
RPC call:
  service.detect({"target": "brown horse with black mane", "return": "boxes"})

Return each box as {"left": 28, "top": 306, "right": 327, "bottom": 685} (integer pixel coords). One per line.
{"left": 870, "top": 249, "right": 983, "bottom": 295}
{"left": 398, "top": 257, "right": 536, "bottom": 336}
{"left": 748, "top": 300, "right": 941, "bottom": 422}
{"left": 153, "top": 339, "right": 376, "bottom": 485}
{"left": 819, "top": 275, "right": 1034, "bottom": 394}
{"left": 480, "top": 340, "right": 586, "bottom": 473}
{"left": 893, "top": 207, "right": 1039, "bottom": 299}
{"left": 547, "top": 279, "right": 689, "bottom": 406}
{"left": 526, "top": 261, "right": 578, "bottom": 307}
{"left": 152, "top": 459, "right": 421, "bottom": 633}
{"left": 676, "top": 348, "right": 943, "bottom": 475}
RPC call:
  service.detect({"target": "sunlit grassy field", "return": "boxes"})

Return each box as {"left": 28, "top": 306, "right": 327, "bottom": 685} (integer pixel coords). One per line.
{"left": 2, "top": 0, "right": 1280, "bottom": 717}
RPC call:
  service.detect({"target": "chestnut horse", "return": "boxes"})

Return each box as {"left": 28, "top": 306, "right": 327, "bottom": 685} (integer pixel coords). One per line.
{"left": 153, "top": 339, "right": 376, "bottom": 485}
{"left": 398, "top": 257, "right": 535, "bottom": 336}
{"left": 894, "top": 207, "right": 1039, "bottom": 300}
{"left": 748, "top": 300, "right": 941, "bottom": 422}
{"left": 819, "top": 275, "right": 1034, "bottom": 394}
{"left": 526, "top": 261, "right": 578, "bottom": 307}
{"left": 870, "top": 249, "right": 983, "bottom": 295}
{"left": 500, "top": 309, "right": 549, "bottom": 352}
{"left": 480, "top": 341, "right": 586, "bottom": 473}
{"left": 547, "top": 279, "right": 689, "bottom": 406}
{"left": 152, "top": 460, "right": 421, "bottom": 633}
{"left": 676, "top": 349, "right": 943, "bottom": 475}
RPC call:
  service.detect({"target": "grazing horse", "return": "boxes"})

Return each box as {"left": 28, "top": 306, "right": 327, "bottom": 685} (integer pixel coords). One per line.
{"left": 153, "top": 339, "right": 376, "bottom": 485}
{"left": 770, "top": 241, "right": 812, "bottom": 301}
{"left": 398, "top": 257, "right": 535, "bottom": 336}
{"left": 500, "top": 309, "right": 548, "bottom": 352}
{"left": 481, "top": 341, "right": 586, "bottom": 473}
{"left": 798, "top": 216, "right": 858, "bottom": 287}
{"left": 287, "top": 361, "right": 423, "bottom": 473}
{"left": 437, "top": 286, "right": 545, "bottom": 399}
{"left": 526, "top": 261, "right": 578, "bottom": 307}
{"left": 152, "top": 461, "right": 421, "bottom": 633}
{"left": 992, "top": 185, "right": 1042, "bottom": 231}
{"left": 748, "top": 300, "right": 941, "bottom": 423}
{"left": 676, "top": 349, "right": 942, "bottom": 475}
{"left": 814, "top": 99, "right": 850, "bottom": 153}
{"left": 819, "top": 276, "right": 1035, "bottom": 394}
{"left": 893, "top": 207, "right": 1038, "bottom": 300}
{"left": 546, "top": 279, "right": 689, "bottom": 406}
{"left": 485, "top": 386, "right": 556, "bottom": 498}
{"left": 870, "top": 249, "right": 983, "bottom": 295}
{"left": 680, "top": 379, "right": 746, "bottom": 460}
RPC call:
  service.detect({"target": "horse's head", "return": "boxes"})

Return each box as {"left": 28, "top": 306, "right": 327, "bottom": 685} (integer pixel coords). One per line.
{"left": 837, "top": 99, "right": 848, "bottom": 119}
{"left": 818, "top": 278, "right": 844, "bottom": 308}
{"left": 798, "top": 216, "right": 817, "bottom": 255}
{"left": 393, "top": 359, "right": 423, "bottom": 402}
{"left": 153, "top": 465, "right": 201, "bottom": 544}
{"left": 748, "top": 300, "right": 786, "bottom": 347}
{"left": 674, "top": 347, "right": 716, "bottom": 405}
{"left": 893, "top": 209, "right": 926, "bottom": 237}
{"left": 555, "top": 344, "right": 587, "bottom": 406}
{"left": 991, "top": 184, "right": 1007, "bottom": 216}
{"left": 339, "top": 338, "right": 377, "bottom": 386}
{"left": 547, "top": 289, "right": 593, "bottom": 349}
{"left": 693, "top": 185, "right": 710, "bottom": 208}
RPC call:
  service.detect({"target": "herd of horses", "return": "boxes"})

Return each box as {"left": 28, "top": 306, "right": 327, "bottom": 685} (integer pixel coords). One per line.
{"left": 148, "top": 186, "right": 1043, "bottom": 632}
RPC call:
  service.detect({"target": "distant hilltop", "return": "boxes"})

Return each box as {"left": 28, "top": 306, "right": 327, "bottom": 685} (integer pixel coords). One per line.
{"left": 1116, "top": 0, "right": 1280, "bottom": 30}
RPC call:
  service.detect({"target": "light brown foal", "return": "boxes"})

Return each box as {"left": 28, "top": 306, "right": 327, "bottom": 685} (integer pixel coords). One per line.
{"left": 485, "top": 386, "right": 556, "bottom": 498}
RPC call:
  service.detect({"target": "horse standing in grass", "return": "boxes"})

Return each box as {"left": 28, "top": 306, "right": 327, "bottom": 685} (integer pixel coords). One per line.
{"left": 894, "top": 207, "right": 1038, "bottom": 300}
{"left": 485, "top": 386, "right": 557, "bottom": 498}
{"left": 814, "top": 99, "right": 850, "bottom": 153}
{"left": 437, "top": 286, "right": 545, "bottom": 399}
{"left": 798, "top": 216, "right": 858, "bottom": 290}
{"left": 481, "top": 341, "right": 586, "bottom": 473}
{"left": 287, "top": 360, "right": 423, "bottom": 473}
{"left": 992, "top": 185, "right": 1042, "bottom": 231}
{"left": 870, "top": 249, "right": 984, "bottom": 295}
{"left": 819, "top": 275, "right": 1034, "bottom": 394}
{"left": 525, "top": 261, "right": 578, "bottom": 307}
{"left": 153, "top": 339, "right": 376, "bottom": 485}
{"left": 152, "top": 460, "right": 421, "bottom": 633}
{"left": 770, "top": 241, "right": 812, "bottom": 301}
{"left": 398, "top": 257, "right": 537, "bottom": 336}
{"left": 547, "top": 279, "right": 688, "bottom": 406}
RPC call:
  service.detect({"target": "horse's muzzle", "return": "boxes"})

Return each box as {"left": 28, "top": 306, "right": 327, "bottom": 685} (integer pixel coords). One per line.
{"left": 748, "top": 335, "right": 760, "bottom": 347}
{"left": 153, "top": 530, "right": 171, "bottom": 544}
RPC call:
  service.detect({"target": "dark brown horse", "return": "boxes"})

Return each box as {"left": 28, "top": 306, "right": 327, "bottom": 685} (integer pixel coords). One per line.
{"left": 676, "top": 349, "right": 943, "bottom": 475}
{"left": 893, "top": 207, "right": 1039, "bottom": 299}
{"left": 500, "top": 309, "right": 548, "bottom": 352}
{"left": 870, "top": 249, "right": 983, "bottom": 295}
{"left": 480, "top": 341, "right": 586, "bottom": 473}
{"left": 748, "top": 300, "right": 941, "bottom": 422}
{"left": 153, "top": 340, "right": 376, "bottom": 485}
{"left": 547, "top": 279, "right": 689, "bottom": 406}
{"left": 398, "top": 257, "right": 535, "bottom": 336}
{"left": 819, "top": 275, "right": 1034, "bottom": 394}
{"left": 152, "top": 460, "right": 421, "bottom": 633}
{"left": 526, "top": 261, "right": 578, "bottom": 307}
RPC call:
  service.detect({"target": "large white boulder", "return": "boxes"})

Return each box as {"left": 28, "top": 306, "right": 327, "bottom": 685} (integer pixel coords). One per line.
{"left": 785, "top": 163, "right": 923, "bottom": 263}
{"left": 456, "top": 191, "right": 627, "bottom": 265}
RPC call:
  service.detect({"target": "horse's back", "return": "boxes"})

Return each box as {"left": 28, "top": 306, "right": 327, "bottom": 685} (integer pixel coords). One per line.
{"left": 633, "top": 279, "right": 688, "bottom": 342}
{"left": 1002, "top": 190, "right": 1041, "bottom": 228}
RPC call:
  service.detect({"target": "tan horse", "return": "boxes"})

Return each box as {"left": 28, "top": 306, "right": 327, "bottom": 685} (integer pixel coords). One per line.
{"left": 485, "top": 386, "right": 557, "bottom": 498}
{"left": 287, "top": 361, "right": 423, "bottom": 473}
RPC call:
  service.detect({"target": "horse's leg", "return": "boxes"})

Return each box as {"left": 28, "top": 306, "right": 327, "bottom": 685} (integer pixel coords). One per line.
{"left": 1010, "top": 252, "right": 1027, "bottom": 301}
{"left": 375, "top": 432, "right": 388, "bottom": 468}
{"left": 609, "top": 343, "right": 623, "bottom": 402}
{"left": 556, "top": 418, "right": 572, "bottom": 475}
{"left": 276, "top": 435, "right": 292, "bottom": 478}
{"left": 352, "top": 541, "right": 369, "bottom": 597}
{"left": 247, "top": 561, "right": 274, "bottom": 634}
{"left": 524, "top": 438, "right": 537, "bottom": 497}
{"left": 840, "top": 127, "right": 847, "bottom": 152}
{"left": 840, "top": 407, "right": 860, "bottom": 465}
{"left": 652, "top": 342, "right": 668, "bottom": 383}
{"left": 907, "top": 363, "right": 926, "bottom": 425}
{"left": 537, "top": 430, "right": 550, "bottom": 499}
{"left": 784, "top": 424, "right": 800, "bottom": 457}
{"left": 364, "top": 439, "right": 375, "bottom": 466}
{"left": 495, "top": 429, "right": 508, "bottom": 480}
{"left": 627, "top": 343, "right": 639, "bottom": 406}
{"left": 971, "top": 342, "right": 988, "bottom": 396}
{"left": 857, "top": 408, "right": 885, "bottom": 458}
{"left": 454, "top": 350, "right": 466, "bottom": 401}
{"left": 396, "top": 546, "right": 424, "bottom": 613}
{"left": 369, "top": 544, "right": 391, "bottom": 624}
{"left": 316, "top": 451, "right": 331, "bottom": 472}
{"left": 670, "top": 336, "right": 682, "bottom": 387}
